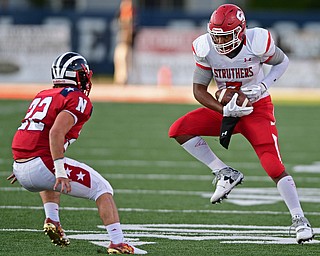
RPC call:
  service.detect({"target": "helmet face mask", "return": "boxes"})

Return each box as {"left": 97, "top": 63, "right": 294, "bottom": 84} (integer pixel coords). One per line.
{"left": 76, "top": 63, "right": 93, "bottom": 96}
{"left": 208, "top": 25, "right": 243, "bottom": 54}
{"left": 51, "top": 52, "right": 93, "bottom": 96}
{"left": 207, "top": 4, "right": 246, "bottom": 55}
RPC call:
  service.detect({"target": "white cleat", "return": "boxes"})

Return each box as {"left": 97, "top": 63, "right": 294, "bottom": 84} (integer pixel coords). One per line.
{"left": 210, "top": 167, "right": 244, "bottom": 204}
{"left": 291, "top": 215, "right": 314, "bottom": 244}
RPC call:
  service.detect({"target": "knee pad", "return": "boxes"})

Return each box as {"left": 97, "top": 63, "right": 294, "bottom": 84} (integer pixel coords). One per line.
{"left": 168, "top": 116, "right": 185, "bottom": 137}
{"left": 259, "top": 151, "right": 285, "bottom": 179}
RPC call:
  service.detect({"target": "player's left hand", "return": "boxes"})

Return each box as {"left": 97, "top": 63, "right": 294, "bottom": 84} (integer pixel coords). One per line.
{"left": 53, "top": 157, "right": 71, "bottom": 193}
{"left": 7, "top": 173, "right": 17, "bottom": 184}
{"left": 54, "top": 177, "right": 72, "bottom": 193}
{"left": 223, "top": 93, "right": 253, "bottom": 117}
{"left": 241, "top": 82, "right": 267, "bottom": 102}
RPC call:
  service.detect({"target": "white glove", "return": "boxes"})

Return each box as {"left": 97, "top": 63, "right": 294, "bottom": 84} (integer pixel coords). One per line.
{"left": 241, "top": 82, "right": 267, "bottom": 102}
{"left": 223, "top": 93, "right": 253, "bottom": 117}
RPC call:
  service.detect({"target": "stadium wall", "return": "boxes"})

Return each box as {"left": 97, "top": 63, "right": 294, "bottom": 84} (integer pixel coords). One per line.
{"left": 1, "top": 9, "right": 320, "bottom": 88}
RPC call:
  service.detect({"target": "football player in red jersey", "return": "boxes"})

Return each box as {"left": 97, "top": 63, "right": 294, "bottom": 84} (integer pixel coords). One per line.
{"left": 168, "top": 4, "right": 314, "bottom": 244}
{"left": 7, "top": 52, "right": 147, "bottom": 254}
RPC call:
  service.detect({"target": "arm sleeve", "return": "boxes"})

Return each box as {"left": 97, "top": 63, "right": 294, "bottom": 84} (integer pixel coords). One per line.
{"left": 261, "top": 47, "right": 289, "bottom": 88}
{"left": 193, "top": 65, "right": 213, "bottom": 86}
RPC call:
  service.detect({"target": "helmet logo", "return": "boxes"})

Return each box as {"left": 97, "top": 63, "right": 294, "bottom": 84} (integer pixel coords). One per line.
{"left": 236, "top": 10, "right": 245, "bottom": 22}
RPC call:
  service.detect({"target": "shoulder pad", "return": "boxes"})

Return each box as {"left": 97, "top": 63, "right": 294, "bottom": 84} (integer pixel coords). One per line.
{"left": 247, "top": 28, "right": 273, "bottom": 56}
{"left": 192, "top": 34, "right": 212, "bottom": 58}
{"left": 60, "top": 87, "right": 80, "bottom": 97}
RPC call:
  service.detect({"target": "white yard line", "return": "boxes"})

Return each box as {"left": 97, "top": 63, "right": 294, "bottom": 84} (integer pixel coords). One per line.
{"left": 1, "top": 224, "right": 319, "bottom": 246}
{"left": 0, "top": 158, "right": 259, "bottom": 168}
{"left": 1, "top": 170, "right": 320, "bottom": 183}
{"left": 1, "top": 205, "right": 320, "bottom": 216}
{"left": 2, "top": 187, "right": 320, "bottom": 206}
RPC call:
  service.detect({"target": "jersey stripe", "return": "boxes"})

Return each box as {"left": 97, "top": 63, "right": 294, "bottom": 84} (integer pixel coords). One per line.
{"left": 265, "top": 31, "right": 271, "bottom": 53}
{"left": 196, "top": 62, "right": 212, "bottom": 70}
{"left": 264, "top": 55, "right": 273, "bottom": 63}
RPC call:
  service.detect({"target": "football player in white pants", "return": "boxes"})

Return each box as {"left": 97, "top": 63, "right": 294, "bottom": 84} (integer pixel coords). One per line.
{"left": 8, "top": 52, "right": 147, "bottom": 254}
{"left": 168, "top": 4, "right": 314, "bottom": 244}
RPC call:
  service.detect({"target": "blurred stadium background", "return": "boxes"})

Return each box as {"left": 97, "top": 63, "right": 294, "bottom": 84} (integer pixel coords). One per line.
{"left": 1, "top": 0, "right": 320, "bottom": 92}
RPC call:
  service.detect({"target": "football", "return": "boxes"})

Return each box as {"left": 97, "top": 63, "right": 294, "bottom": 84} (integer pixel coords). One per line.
{"left": 215, "top": 88, "right": 252, "bottom": 107}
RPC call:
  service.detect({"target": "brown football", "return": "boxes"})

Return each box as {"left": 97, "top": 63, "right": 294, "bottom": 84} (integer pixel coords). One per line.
{"left": 215, "top": 88, "right": 252, "bottom": 107}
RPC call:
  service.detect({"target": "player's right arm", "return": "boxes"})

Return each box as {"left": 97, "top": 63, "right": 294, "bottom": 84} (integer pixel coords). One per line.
{"left": 192, "top": 35, "right": 224, "bottom": 114}
{"left": 193, "top": 67, "right": 224, "bottom": 114}
{"left": 50, "top": 110, "right": 75, "bottom": 193}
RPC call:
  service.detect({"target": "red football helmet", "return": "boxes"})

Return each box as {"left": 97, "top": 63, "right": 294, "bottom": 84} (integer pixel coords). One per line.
{"left": 207, "top": 4, "right": 246, "bottom": 54}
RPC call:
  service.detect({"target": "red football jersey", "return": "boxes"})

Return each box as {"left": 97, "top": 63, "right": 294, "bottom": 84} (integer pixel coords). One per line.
{"left": 12, "top": 87, "right": 93, "bottom": 160}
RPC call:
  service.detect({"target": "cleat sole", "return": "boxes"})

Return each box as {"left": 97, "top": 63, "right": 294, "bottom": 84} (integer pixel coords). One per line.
{"left": 297, "top": 234, "right": 315, "bottom": 244}
{"left": 107, "top": 248, "right": 122, "bottom": 254}
{"left": 44, "top": 224, "right": 70, "bottom": 247}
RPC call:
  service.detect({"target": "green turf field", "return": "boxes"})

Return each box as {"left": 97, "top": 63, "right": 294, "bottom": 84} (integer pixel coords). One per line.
{"left": 0, "top": 99, "right": 320, "bottom": 256}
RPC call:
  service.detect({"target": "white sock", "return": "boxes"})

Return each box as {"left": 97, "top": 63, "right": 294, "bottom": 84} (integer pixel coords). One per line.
{"left": 182, "top": 136, "right": 227, "bottom": 174}
{"left": 43, "top": 202, "right": 60, "bottom": 222}
{"left": 277, "top": 176, "right": 304, "bottom": 217}
{"left": 106, "top": 222, "right": 124, "bottom": 244}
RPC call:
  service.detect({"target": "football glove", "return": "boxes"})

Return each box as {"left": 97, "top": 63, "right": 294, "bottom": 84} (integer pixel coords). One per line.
{"left": 241, "top": 82, "right": 267, "bottom": 102}
{"left": 223, "top": 93, "right": 253, "bottom": 117}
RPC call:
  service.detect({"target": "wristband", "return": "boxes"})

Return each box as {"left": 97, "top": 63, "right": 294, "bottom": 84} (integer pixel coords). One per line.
{"left": 54, "top": 158, "right": 68, "bottom": 179}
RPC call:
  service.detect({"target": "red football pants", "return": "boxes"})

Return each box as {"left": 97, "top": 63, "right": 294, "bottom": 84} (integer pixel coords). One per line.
{"left": 168, "top": 96, "right": 285, "bottom": 178}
